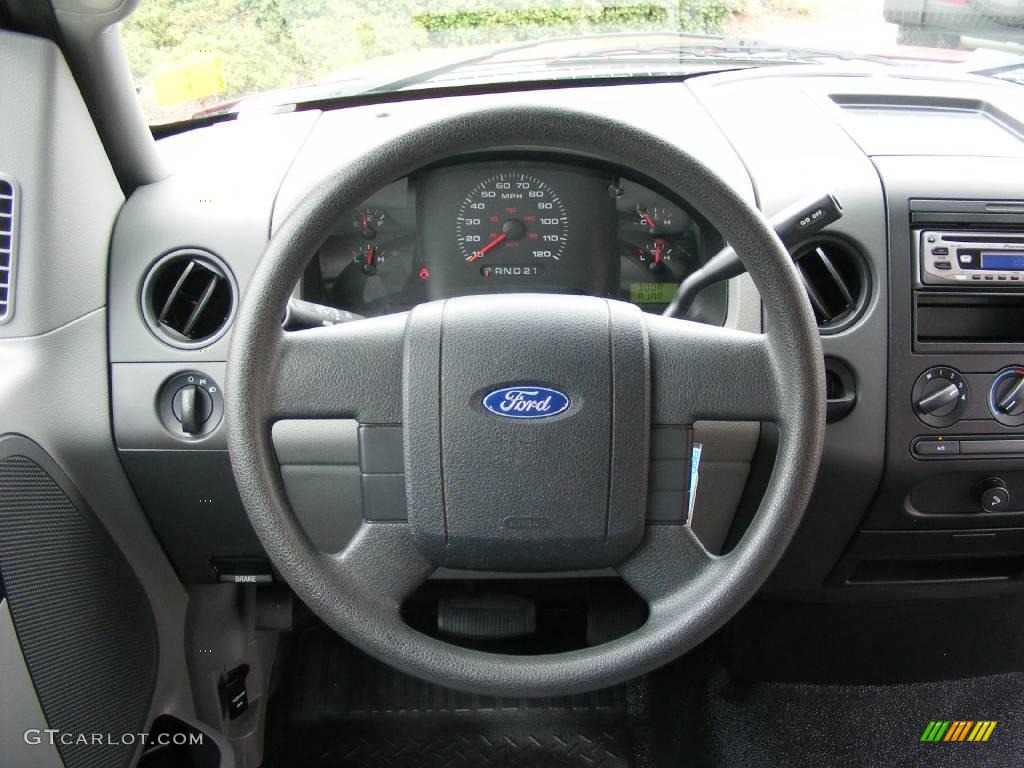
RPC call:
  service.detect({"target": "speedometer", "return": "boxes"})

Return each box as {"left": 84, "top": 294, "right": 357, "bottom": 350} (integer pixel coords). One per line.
{"left": 456, "top": 172, "right": 568, "bottom": 267}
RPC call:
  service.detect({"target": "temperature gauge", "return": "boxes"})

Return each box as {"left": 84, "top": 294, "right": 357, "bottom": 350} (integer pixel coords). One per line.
{"left": 637, "top": 205, "right": 675, "bottom": 235}
{"left": 352, "top": 208, "right": 385, "bottom": 239}
{"left": 354, "top": 244, "right": 386, "bottom": 275}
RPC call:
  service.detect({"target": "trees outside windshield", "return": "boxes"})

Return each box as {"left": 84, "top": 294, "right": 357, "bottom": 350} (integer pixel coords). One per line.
{"left": 121, "top": 0, "right": 1020, "bottom": 125}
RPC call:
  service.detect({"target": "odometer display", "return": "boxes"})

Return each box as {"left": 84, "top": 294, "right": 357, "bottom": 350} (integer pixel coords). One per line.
{"left": 456, "top": 172, "right": 568, "bottom": 267}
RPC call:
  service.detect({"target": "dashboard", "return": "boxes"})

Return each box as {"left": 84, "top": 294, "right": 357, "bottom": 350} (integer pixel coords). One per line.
{"left": 303, "top": 160, "right": 723, "bottom": 321}
{"left": 105, "top": 68, "right": 1024, "bottom": 604}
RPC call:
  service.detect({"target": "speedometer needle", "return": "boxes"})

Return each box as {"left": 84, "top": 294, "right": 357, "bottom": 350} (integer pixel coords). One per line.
{"left": 467, "top": 233, "right": 506, "bottom": 263}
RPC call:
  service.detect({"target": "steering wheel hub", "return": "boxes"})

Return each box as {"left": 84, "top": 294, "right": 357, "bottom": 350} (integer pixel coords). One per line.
{"left": 404, "top": 294, "right": 649, "bottom": 571}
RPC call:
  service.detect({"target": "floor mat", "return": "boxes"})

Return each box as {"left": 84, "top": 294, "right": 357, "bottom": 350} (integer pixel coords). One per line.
{"left": 265, "top": 629, "right": 637, "bottom": 768}
{"left": 696, "top": 668, "right": 1024, "bottom": 768}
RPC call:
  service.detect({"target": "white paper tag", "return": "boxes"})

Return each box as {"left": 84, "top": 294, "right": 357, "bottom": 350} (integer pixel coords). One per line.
{"left": 687, "top": 442, "right": 703, "bottom": 525}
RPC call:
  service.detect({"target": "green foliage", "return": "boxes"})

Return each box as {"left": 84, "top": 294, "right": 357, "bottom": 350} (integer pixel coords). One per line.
{"left": 415, "top": 5, "right": 670, "bottom": 35}
{"left": 122, "top": 0, "right": 745, "bottom": 121}
{"left": 677, "top": 0, "right": 744, "bottom": 33}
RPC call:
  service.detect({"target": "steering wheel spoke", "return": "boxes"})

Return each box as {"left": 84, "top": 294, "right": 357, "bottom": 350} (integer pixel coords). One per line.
{"left": 322, "top": 522, "right": 434, "bottom": 616}
{"left": 617, "top": 524, "right": 718, "bottom": 607}
{"left": 646, "top": 315, "right": 780, "bottom": 423}
{"left": 270, "top": 313, "right": 408, "bottom": 423}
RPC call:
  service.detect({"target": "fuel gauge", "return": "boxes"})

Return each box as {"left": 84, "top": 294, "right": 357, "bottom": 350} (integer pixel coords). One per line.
{"left": 352, "top": 208, "right": 386, "bottom": 239}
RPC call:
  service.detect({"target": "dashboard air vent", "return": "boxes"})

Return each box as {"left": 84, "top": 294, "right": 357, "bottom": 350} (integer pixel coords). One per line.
{"left": 142, "top": 250, "right": 236, "bottom": 348}
{"left": 0, "top": 175, "right": 18, "bottom": 324}
{"left": 793, "top": 239, "right": 869, "bottom": 334}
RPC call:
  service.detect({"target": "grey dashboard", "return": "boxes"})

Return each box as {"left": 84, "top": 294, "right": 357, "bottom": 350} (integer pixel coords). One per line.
{"left": 108, "top": 65, "right": 1024, "bottom": 595}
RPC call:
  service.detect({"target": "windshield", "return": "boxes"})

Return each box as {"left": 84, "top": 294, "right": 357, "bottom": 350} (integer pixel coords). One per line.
{"left": 123, "top": 0, "right": 1019, "bottom": 126}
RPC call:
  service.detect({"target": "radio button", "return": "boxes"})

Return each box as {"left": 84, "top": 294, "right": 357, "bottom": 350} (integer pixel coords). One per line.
{"left": 934, "top": 261, "right": 952, "bottom": 270}
{"left": 931, "top": 247, "right": 949, "bottom": 256}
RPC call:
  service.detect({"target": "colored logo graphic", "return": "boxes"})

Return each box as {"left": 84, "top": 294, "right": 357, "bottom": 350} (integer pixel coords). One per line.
{"left": 481, "top": 387, "right": 570, "bottom": 419}
{"left": 920, "top": 721, "right": 997, "bottom": 742}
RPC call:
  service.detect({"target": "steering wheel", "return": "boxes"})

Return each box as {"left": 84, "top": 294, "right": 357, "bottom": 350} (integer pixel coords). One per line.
{"left": 226, "top": 105, "right": 825, "bottom": 697}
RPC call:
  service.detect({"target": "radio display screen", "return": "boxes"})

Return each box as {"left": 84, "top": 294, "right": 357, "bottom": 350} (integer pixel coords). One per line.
{"left": 982, "top": 252, "right": 1024, "bottom": 271}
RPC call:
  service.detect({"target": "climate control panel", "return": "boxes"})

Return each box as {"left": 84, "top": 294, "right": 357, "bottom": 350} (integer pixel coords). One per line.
{"left": 912, "top": 364, "right": 1024, "bottom": 459}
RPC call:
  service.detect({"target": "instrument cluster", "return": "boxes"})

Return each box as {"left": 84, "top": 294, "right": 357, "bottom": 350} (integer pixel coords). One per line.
{"left": 304, "top": 160, "right": 720, "bottom": 318}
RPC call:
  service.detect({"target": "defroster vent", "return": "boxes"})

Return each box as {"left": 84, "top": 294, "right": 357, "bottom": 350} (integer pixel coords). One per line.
{"left": 142, "top": 249, "right": 236, "bottom": 348}
{"left": 0, "top": 174, "right": 18, "bottom": 324}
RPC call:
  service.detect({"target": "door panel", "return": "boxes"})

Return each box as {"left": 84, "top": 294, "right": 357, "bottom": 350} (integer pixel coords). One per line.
{"left": 0, "top": 29, "right": 193, "bottom": 768}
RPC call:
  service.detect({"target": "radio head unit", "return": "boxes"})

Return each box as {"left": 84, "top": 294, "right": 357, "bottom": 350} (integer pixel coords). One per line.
{"left": 920, "top": 230, "right": 1024, "bottom": 286}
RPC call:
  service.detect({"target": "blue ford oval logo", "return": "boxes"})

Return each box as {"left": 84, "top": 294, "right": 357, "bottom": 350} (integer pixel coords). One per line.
{"left": 482, "top": 386, "right": 571, "bottom": 419}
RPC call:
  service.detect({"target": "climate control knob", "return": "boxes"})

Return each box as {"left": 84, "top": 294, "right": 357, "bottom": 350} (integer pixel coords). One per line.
{"left": 913, "top": 367, "right": 968, "bottom": 427}
{"left": 990, "top": 367, "right": 1024, "bottom": 427}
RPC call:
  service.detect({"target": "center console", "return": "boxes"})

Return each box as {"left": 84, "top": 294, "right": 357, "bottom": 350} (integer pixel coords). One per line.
{"left": 840, "top": 157, "right": 1024, "bottom": 587}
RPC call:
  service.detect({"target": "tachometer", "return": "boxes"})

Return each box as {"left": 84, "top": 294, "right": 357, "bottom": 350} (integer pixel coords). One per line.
{"left": 456, "top": 172, "right": 568, "bottom": 267}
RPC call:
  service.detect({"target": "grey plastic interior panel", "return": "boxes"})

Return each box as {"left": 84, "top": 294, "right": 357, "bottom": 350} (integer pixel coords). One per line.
{"left": 119, "top": 449, "right": 264, "bottom": 582}
{"left": 112, "top": 362, "right": 228, "bottom": 450}
{"left": 184, "top": 584, "right": 266, "bottom": 768}
{"left": 272, "top": 420, "right": 363, "bottom": 553}
{"left": 272, "top": 419, "right": 358, "bottom": 464}
{"left": 271, "top": 82, "right": 754, "bottom": 230}
{"left": 825, "top": 89, "right": 1024, "bottom": 158}
{"left": 0, "top": 31, "right": 123, "bottom": 338}
{"left": 108, "top": 111, "right": 320, "bottom": 364}
{"left": 687, "top": 69, "right": 891, "bottom": 590}
{"left": 0, "top": 600, "right": 64, "bottom": 768}
{"left": 0, "top": 308, "right": 195, "bottom": 748}
{"left": 0, "top": 22, "right": 196, "bottom": 738}
{"left": 52, "top": 0, "right": 170, "bottom": 191}
{"left": 280, "top": 465, "right": 363, "bottom": 552}
{"left": 690, "top": 421, "right": 760, "bottom": 554}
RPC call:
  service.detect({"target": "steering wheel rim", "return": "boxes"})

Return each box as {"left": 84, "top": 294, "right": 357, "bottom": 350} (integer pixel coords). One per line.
{"left": 226, "top": 104, "right": 825, "bottom": 697}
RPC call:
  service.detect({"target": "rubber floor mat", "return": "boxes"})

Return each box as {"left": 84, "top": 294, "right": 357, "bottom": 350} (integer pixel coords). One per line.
{"left": 264, "top": 629, "right": 636, "bottom": 768}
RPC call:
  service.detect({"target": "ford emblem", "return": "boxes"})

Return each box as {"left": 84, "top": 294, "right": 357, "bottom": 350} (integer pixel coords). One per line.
{"left": 482, "top": 386, "right": 571, "bottom": 419}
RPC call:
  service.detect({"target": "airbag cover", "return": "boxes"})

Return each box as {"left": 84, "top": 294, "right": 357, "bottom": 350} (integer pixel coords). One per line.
{"left": 403, "top": 294, "right": 649, "bottom": 570}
